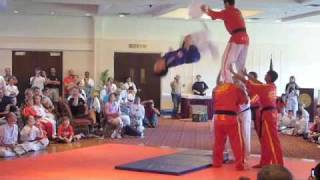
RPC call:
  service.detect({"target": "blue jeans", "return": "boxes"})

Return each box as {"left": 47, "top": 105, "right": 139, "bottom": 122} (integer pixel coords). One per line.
{"left": 171, "top": 93, "right": 181, "bottom": 116}
{"left": 144, "top": 114, "right": 158, "bottom": 127}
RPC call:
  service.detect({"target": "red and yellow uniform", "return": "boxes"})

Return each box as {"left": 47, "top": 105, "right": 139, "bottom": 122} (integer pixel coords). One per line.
{"left": 213, "top": 83, "right": 247, "bottom": 170}
{"left": 206, "top": 5, "right": 249, "bottom": 83}
{"left": 246, "top": 80, "right": 284, "bottom": 166}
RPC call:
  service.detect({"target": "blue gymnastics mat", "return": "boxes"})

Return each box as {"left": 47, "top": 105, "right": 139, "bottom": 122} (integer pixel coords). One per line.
{"left": 115, "top": 150, "right": 227, "bottom": 176}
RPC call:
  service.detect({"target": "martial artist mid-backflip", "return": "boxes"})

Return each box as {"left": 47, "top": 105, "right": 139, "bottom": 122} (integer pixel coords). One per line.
{"left": 153, "top": 22, "right": 218, "bottom": 76}
{"left": 201, "top": 0, "right": 249, "bottom": 83}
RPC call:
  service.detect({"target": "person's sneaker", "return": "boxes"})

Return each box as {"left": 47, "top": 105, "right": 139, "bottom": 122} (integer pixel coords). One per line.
{"left": 116, "top": 133, "right": 122, "bottom": 139}
{"left": 110, "top": 130, "right": 117, "bottom": 139}
{"left": 140, "top": 132, "right": 144, "bottom": 139}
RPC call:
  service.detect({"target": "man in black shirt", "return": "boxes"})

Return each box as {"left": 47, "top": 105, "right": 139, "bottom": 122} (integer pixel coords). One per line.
{"left": 192, "top": 75, "right": 208, "bottom": 96}
{"left": 46, "top": 67, "right": 61, "bottom": 103}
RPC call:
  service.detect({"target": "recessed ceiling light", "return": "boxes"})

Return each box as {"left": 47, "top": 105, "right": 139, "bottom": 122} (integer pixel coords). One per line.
{"left": 13, "top": 10, "right": 19, "bottom": 14}
{"left": 85, "top": 13, "right": 91, "bottom": 16}
{"left": 119, "top": 13, "right": 130, "bottom": 17}
{"left": 50, "top": 11, "right": 55, "bottom": 15}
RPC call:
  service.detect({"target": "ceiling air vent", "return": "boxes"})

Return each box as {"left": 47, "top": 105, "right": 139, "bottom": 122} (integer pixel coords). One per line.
{"left": 248, "top": 17, "right": 262, "bottom": 20}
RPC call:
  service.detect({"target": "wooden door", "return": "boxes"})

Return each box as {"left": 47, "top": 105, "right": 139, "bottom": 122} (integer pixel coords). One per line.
{"left": 114, "top": 52, "right": 161, "bottom": 108}
{"left": 12, "top": 51, "right": 63, "bottom": 105}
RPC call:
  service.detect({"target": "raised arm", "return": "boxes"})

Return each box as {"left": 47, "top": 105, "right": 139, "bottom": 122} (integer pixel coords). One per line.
{"left": 201, "top": 4, "right": 225, "bottom": 20}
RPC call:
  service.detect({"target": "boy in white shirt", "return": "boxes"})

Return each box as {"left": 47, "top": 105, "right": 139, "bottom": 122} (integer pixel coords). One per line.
{"left": 0, "top": 113, "right": 26, "bottom": 157}
{"left": 293, "top": 111, "right": 308, "bottom": 136}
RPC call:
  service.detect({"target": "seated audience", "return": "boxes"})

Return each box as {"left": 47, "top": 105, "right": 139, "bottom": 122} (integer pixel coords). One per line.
{"left": 294, "top": 110, "right": 308, "bottom": 136}
{"left": 299, "top": 104, "right": 310, "bottom": 122}
{"left": 57, "top": 116, "right": 81, "bottom": 143}
{"left": 142, "top": 100, "right": 160, "bottom": 128}
{"left": 192, "top": 74, "right": 208, "bottom": 96}
{"left": 281, "top": 111, "right": 307, "bottom": 136}
{"left": 257, "top": 165, "right": 293, "bottom": 180}
{"left": 307, "top": 116, "right": 320, "bottom": 144}
{"left": 0, "top": 113, "right": 25, "bottom": 157}
{"left": 129, "top": 97, "right": 145, "bottom": 137}
{"left": 42, "top": 88, "right": 54, "bottom": 111}
{"left": 24, "top": 88, "right": 34, "bottom": 102}
{"left": 104, "top": 93, "right": 123, "bottom": 139}
{"left": 33, "top": 95, "right": 56, "bottom": 136}
{"left": 88, "top": 91, "right": 102, "bottom": 129}
{"left": 0, "top": 88, "right": 12, "bottom": 118}
{"left": 68, "top": 87, "right": 89, "bottom": 119}
{"left": 118, "top": 83, "right": 128, "bottom": 104}
{"left": 20, "top": 116, "right": 49, "bottom": 152}
{"left": 279, "top": 110, "right": 296, "bottom": 130}
{"left": 22, "top": 98, "right": 54, "bottom": 139}
{"left": 5, "top": 77, "right": 19, "bottom": 102}
{"left": 127, "top": 87, "right": 136, "bottom": 103}
{"left": 33, "top": 87, "right": 42, "bottom": 97}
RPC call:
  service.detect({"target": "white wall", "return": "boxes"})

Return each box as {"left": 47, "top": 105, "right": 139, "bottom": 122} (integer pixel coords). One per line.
{"left": 99, "top": 17, "right": 320, "bottom": 94}
{"left": 0, "top": 14, "right": 94, "bottom": 79}
{"left": 1, "top": 14, "right": 320, "bottom": 109}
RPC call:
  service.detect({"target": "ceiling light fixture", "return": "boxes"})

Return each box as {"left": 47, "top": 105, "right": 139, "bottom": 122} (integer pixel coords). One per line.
{"left": 13, "top": 10, "right": 19, "bottom": 14}
{"left": 85, "top": 13, "right": 91, "bottom": 17}
{"left": 119, "top": 13, "right": 130, "bottom": 18}
{"left": 50, "top": 11, "right": 55, "bottom": 15}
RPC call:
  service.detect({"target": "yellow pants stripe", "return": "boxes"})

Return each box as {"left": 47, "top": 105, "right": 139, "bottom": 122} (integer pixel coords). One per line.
{"left": 264, "top": 119, "right": 277, "bottom": 164}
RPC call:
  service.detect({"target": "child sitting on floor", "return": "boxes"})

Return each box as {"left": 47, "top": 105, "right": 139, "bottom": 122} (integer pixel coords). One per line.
{"left": 57, "top": 116, "right": 82, "bottom": 143}
{"left": 279, "top": 110, "right": 296, "bottom": 131}
{"left": 142, "top": 100, "right": 160, "bottom": 128}
{"left": 307, "top": 116, "right": 320, "bottom": 144}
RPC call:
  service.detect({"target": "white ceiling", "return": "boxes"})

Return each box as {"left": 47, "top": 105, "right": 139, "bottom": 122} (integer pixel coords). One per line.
{"left": 1, "top": 0, "right": 320, "bottom": 22}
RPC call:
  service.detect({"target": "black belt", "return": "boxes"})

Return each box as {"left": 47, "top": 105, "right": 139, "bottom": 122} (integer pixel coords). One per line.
{"left": 231, "top": 28, "right": 246, "bottom": 35}
{"left": 215, "top": 110, "right": 237, "bottom": 116}
{"left": 239, "top": 107, "right": 250, "bottom": 114}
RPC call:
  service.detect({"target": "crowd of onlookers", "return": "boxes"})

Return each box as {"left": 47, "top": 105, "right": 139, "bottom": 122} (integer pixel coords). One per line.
{"left": 277, "top": 76, "right": 320, "bottom": 145}
{"left": 0, "top": 67, "right": 160, "bottom": 157}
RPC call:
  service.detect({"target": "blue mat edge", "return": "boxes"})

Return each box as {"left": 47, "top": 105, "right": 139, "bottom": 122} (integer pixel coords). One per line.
{"left": 115, "top": 163, "right": 212, "bottom": 176}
